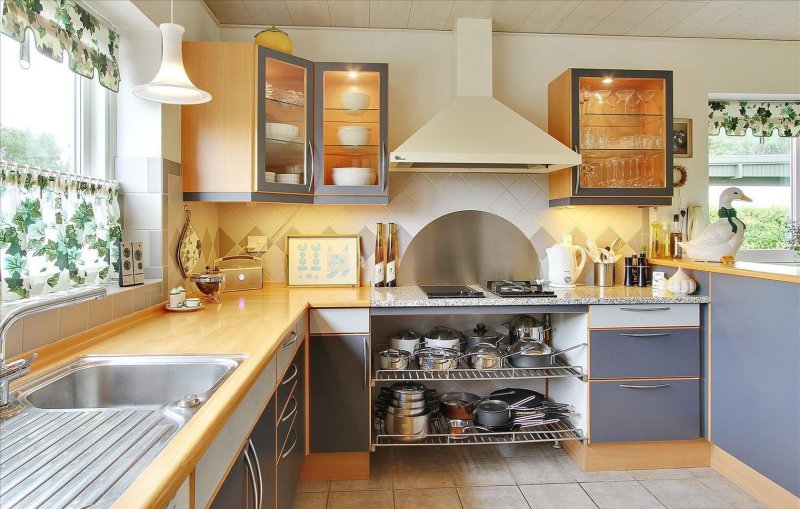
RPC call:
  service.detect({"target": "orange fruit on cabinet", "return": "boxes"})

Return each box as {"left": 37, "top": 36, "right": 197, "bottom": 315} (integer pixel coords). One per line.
{"left": 255, "top": 27, "right": 293, "bottom": 54}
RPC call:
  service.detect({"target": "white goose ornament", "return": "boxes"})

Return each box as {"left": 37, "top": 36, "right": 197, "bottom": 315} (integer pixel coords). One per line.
{"left": 678, "top": 187, "right": 751, "bottom": 263}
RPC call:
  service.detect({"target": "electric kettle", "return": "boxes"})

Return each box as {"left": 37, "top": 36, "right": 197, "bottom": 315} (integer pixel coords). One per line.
{"left": 546, "top": 239, "right": 587, "bottom": 288}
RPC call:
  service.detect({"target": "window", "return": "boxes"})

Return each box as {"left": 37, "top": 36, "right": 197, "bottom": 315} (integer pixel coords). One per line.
{"left": 708, "top": 130, "right": 798, "bottom": 260}
{"left": 0, "top": 33, "right": 114, "bottom": 177}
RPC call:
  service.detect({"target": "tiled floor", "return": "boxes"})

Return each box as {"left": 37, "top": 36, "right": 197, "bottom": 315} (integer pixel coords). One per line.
{"left": 291, "top": 444, "right": 767, "bottom": 509}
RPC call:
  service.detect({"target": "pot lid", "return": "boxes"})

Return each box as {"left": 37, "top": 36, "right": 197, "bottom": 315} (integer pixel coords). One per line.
{"left": 390, "top": 381, "right": 427, "bottom": 394}
{"left": 510, "top": 340, "right": 551, "bottom": 356}
{"left": 467, "top": 342, "right": 500, "bottom": 355}
{"left": 463, "top": 323, "right": 503, "bottom": 342}
{"left": 477, "top": 400, "right": 507, "bottom": 413}
{"left": 506, "top": 315, "right": 543, "bottom": 330}
{"left": 390, "top": 329, "right": 421, "bottom": 341}
{"left": 424, "top": 326, "right": 461, "bottom": 342}
{"left": 380, "top": 348, "right": 410, "bottom": 359}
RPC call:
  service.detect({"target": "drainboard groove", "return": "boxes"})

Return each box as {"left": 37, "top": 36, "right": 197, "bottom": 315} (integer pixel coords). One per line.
{"left": 0, "top": 412, "right": 51, "bottom": 441}
{"left": 1, "top": 412, "right": 80, "bottom": 454}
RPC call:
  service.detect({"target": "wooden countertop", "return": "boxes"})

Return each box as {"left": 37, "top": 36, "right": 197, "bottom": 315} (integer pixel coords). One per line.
{"left": 15, "top": 286, "right": 370, "bottom": 509}
{"left": 650, "top": 258, "right": 800, "bottom": 284}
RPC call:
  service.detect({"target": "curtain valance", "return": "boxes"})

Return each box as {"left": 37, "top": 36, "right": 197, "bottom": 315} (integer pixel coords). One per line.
{"left": 708, "top": 101, "right": 800, "bottom": 137}
{"left": 1, "top": 0, "right": 120, "bottom": 92}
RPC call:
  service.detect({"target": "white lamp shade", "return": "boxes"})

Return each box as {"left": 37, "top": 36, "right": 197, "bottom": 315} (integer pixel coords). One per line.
{"left": 133, "top": 23, "right": 211, "bottom": 105}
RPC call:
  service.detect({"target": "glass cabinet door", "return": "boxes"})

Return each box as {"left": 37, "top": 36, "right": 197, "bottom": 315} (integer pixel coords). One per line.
{"left": 256, "top": 47, "right": 314, "bottom": 198}
{"left": 314, "top": 63, "right": 388, "bottom": 203}
{"left": 573, "top": 70, "right": 672, "bottom": 196}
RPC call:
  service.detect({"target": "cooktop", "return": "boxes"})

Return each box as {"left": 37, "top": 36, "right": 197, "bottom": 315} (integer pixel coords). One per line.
{"left": 419, "top": 285, "right": 485, "bottom": 299}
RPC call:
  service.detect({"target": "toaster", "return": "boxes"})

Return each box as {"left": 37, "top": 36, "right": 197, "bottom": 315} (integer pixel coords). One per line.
{"left": 215, "top": 255, "right": 263, "bottom": 292}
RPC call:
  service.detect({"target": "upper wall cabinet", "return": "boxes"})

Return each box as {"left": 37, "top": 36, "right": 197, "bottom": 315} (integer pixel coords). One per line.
{"left": 181, "top": 42, "right": 389, "bottom": 204}
{"left": 547, "top": 68, "right": 674, "bottom": 207}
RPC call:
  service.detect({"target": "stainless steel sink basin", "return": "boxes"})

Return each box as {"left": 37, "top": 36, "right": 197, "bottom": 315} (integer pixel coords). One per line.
{"left": 18, "top": 355, "right": 242, "bottom": 410}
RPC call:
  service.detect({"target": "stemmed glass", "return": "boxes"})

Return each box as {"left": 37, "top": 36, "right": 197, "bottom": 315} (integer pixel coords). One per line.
{"left": 637, "top": 90, "right": 656, "bottom": 114}
{"left": 580, "top": 162, "right": 596, "bottom": 188}
{"left": 616, "top": 89, "right": 635, "bottom": 114}
{"left": 580, "top": 85, "right": 592, "bottom": 114}
{"left": 593, "top": 90, "right": 611, "bottom": 114}
{"left": 605, "top": 93, "right": 620, "bottom": 114}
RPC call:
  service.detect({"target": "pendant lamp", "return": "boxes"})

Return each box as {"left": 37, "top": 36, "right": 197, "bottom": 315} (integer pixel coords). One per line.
{"left": 133, "top": 1, "right": 211, "bottom": 104}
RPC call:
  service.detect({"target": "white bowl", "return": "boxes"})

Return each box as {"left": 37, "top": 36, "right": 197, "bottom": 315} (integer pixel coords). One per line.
{"left": 332, "top": 168, "right": 375, "bottom": 186}
{"left": 337, "top": 126, "right": 370, "bottom": 146}
{"left": 266, "top": 123, "right": 300, "bottom": 142}
{"left": 265, "top": 171, "right": 276, "bottom": 182}
{"left": 340, "top": 92, "right": 370, "bottom": 110}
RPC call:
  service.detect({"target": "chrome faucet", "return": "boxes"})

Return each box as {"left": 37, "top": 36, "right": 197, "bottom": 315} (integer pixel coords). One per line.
{"left": 0, "top": 287, "right": 108, "bottom": 418}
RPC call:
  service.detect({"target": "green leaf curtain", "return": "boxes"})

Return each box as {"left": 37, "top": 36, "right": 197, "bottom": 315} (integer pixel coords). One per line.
{"left": 708, "top": 101, "right": 800, "bottom": 137}
{"left": 1, "top": 0, "right": 120, "bottom": 92}
{"left": 0, "top": 161, "right": 122, "bottom": 302}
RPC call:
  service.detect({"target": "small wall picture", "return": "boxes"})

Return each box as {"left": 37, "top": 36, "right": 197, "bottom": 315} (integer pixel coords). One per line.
{"left": 673, "top": 118, "right": 693, "bottom": 158}
{"left": 286, "top": 235, "right": 360, "bottom": 287}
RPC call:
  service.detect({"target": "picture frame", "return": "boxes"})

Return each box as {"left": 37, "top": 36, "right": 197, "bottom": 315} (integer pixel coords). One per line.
{"left": 673, "top": 118, "right": 693, "bottom": 158}
{"left": 286, "top": 234, "right": 361, "bottom": 287}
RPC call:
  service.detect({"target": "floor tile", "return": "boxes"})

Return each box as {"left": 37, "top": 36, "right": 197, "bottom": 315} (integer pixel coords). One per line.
{"left": 506, "top": 456, "right": 575, "bottom": 484}
{"left": 451, "top": 457, "right": 516, "bottom": 487}
{"left": 496, "top": 442, "right": 560, "bottom": 458}
{"left": 520, "top": 483, "right": 598, "bottom": 509}
{"left": 456, "top": 445, "right": 504, "bottom": 459}
{"left": 326, "top": 490, "right": 394, "bottom": 509}
{"left": 640, "top": 479, "right": 732, "bottom": 509}
{"left": 329, "top": 466, "right": 392, "bottom": 492}
{"left": 297, "top": 480, "right": 330, "bottom": 493}
{"left": 457, "top": 486, "right": 530, "bottom": 509}
{"left": 697, "top": 477, "right": 766, "bottom": 509}
{"left": 291, "top": 491, "right": 327, "bottom": 509}
{"left": 685, "top": 467, "right": 723, "bottom": 478}
{"left": 581, "top": 481, "right": 666, "bottom": 509}
{"left": 394, "top": 488, "right": 462, "bottom": 509}
{"left": 391, "top": 458, "right": 451, "bottom": 474}
{"left": 392, "top": 470, "right": 454, "bottom": 490}
{"left": 630, "top": 469, "right": 693, "bottom": 480}
{"left": 556, "top": 456, "right": 634, "bottom": 482}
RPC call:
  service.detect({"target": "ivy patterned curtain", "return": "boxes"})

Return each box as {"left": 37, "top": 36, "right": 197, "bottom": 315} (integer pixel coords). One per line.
{"left": 1, "top": 0, "right": 120, "bottom": 91}
{"left": 708, "top": 101, "right": 800, "bottom": 137}
{"left": 0, "top": 162, "right": 122, "bottom": 302}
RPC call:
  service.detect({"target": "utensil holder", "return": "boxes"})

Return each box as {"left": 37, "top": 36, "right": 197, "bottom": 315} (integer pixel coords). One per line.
{"left": 594, "top": 262, "right": 616, "bottom": 287}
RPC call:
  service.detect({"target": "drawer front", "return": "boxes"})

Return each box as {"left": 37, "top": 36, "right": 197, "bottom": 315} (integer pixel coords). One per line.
{"left": 277, "top": 318, "right": 303, "bottom": 380}
{"left": 590, "top": 379, "right": 700, "bottom": 443}
{"left": 277, "top": 410, "right": 305, "bottom": 509}
{"left": 278, "top": 392, "right": 300, "bottom": 449}
{"left": 590, "top": 304, "right": 699, "bottom": 328}
{"left": 277, "top": 347, "right": 304, "bottom": 418}
{"left": 590, "top": 328, "right": 700, "bottom": 379}
{"left": 309, "top": 308, "right": 369, "bottom": 334}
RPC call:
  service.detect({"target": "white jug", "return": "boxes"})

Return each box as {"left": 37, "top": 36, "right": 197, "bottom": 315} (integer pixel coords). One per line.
{"left": 546, "top": 242, "right": 587, "bottom": 288}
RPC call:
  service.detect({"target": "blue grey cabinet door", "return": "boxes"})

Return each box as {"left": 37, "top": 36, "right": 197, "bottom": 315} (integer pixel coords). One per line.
{"left": 590, "top": 328, "right": 700, "bottom": 379}
{"left": 590, "top": 379, "right": 699, "bottom": 443}
{"left": 710, "top": 274, "right": 800, "bottom": 496}
{"left": 210, "top": 449, "right": 248, "bottom": 508}
{"left": 250, "top": 396, "right": 277, "bottom": 509}
{"left": 309, "top": 335, "right": 370, "bottom": 452}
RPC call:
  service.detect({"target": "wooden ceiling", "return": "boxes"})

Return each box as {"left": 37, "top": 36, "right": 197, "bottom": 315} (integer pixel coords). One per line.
{"left": 202, "top": 1, "right": 800, "bottom": 41}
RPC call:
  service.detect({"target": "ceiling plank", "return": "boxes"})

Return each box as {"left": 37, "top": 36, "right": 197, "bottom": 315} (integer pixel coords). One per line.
{"left": 663, "top": 1, "right": 749, "bottom": 38}
{"left": 285, "top": 0, "right": 331, "bottom": 26}
{"left": 329, "top": 0, "right": 370, "bottom": 27}
{"left": 369, "top": 0, "right": 412, "bottom": 29}
{"left": 490, "top": 1, "right": 539, "bottom": 32}
{"left": 568, "top": 0, "right": 623, "bottom": 20}
{"left": 243, "top": 0, "right": 292, "bottom": 26}
{"left": 408, "top": 0, "right": 454, "bottom": 31}
{"left": 626, "top": 1, "right": 707, "bottom": 37}
{"left": 205, "top": 0, "right": 253, "bottom": 25}
{"left": 590, "top": 1, "right": 666, "bottom": 36}
{"left": 445, "top": 0, "right": 495, "bottom": 29}
{"left": 518, "top": 1, "right": 582, "bottom": 33}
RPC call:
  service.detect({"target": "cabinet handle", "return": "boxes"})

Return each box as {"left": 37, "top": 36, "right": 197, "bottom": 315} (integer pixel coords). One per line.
{"left": 619, "top": 384, "right": 670, "bottom": 389}
{"left": 363, "top": 336, "right": 368, "bottom": 389}
{"left": 574, "top": 145, "right": 581, "bottom": 193}
{"left": 620, "top": 307, "right": 671, "bottom": 312}
{"left": 381, "top": 142, "right": 388, "bottom": 192}
{"left": 282, "top": 331, "right": 298, "bottom": 349}
{"left": 281, "top": 397, "right": 298, "bottom": 423}
{"left": 281, "top": 364, "right": 299, "bottom": 385}
{"left": 307, "top": 141, "right": 315, "bottom": 191}
{"left": 244, "top": 445, "right": 259, "bottom": 509}
{"left": 248, "top": 440, "right": 263, "bottom": 509}
{"left": 618, "top": 333, "right": 672, "bottom": 337}
{"left": 281, "top": 430, "right": 298, "bottom": 459}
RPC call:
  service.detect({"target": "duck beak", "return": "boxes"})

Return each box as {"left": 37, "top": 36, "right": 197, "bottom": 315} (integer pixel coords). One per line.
{"left": 739, "top": 194, "right": 752, "bottom": 202}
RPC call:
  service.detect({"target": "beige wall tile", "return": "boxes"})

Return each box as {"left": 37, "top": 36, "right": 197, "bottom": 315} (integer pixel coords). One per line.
{"left": 58, "top": 302, "right": 88, "bottom": 339}
{"left": 150, "top": 281, "right": 165, "bottom": 305}
{"left": 3, "top": 321, "right": 24, "bottom": 358}
{"left": 112, "top": 292, "right": 133, "bottom": 320}
{"left": 22, "top": 309, "right": 59, "bottom": 351}
{"left": 132, "top": 286, "right": 151, "bottom": 312}
{"left": 88, "top": 296, "right": 114, "bottom": 329}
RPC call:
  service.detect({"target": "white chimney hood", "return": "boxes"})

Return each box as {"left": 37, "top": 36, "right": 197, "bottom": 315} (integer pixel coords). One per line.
{"left": 390, "top": 19, "right": 581, "bottom": 173}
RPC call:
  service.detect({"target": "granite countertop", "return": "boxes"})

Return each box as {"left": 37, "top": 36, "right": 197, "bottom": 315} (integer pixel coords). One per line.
{"left": 371, "top": 285, "right": 710, "bottom": 307}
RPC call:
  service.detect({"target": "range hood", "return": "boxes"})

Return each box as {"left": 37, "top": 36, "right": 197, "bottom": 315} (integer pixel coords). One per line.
{"left": 390, "top": 19, "right": 581, "bottom": 173}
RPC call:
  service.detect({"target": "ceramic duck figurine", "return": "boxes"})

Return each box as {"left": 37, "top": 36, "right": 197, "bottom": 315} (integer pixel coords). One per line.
{"left": 678, "top": 187, "right": 751, "bottom": 263}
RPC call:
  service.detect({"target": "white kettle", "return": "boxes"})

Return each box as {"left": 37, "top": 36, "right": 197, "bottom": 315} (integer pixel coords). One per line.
{"left": 546, "top": 239, "right": 587, "bottom": 288}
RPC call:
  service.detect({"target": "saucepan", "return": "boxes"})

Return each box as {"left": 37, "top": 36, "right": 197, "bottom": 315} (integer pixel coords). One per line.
{"left": 377, "top": 348, "right": 411, "bottom": 370}
{"left": 415, "top": 347, "right": 462, "bottom": 371}
{"left": 506, "top": 341, "right": 586, "bottom": 369}
{"left": 474, "top": 394, "right": 539, "bottom": 428}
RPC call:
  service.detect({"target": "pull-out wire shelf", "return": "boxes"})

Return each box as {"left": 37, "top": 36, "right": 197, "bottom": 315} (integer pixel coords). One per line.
{"left": 372, "top": 357, "right": 584, "bottom": 384}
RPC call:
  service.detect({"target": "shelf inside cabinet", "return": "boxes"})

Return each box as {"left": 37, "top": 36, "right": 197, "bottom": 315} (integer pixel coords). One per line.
{"left": 324, "top": 144, "right": 379, "bottom": 157}
{"left": 580, "top": 113, "right": 664, "bottom": 128}
{"left": 265, "top": 97, "right": 306, "bottom": 110}
{"left": 581, "top": 149, "right": 664, "bottom": 156}
{"left": 372, "top": 359, "right": 584, "bottom": 384}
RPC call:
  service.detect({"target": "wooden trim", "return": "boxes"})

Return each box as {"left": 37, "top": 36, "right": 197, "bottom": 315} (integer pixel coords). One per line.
{"left": 650, "top": 258, "right": 800, "bottom": 284}
{"left": 565, "top": 439, "right": 711, "bottom": 472}
{"left": 710, "top": 445, "right": 800, "bottom": 509}
{"left": 189, "top": 470, "right": 196, "bottom": 509}
{"left": 299, "top": 452, "right": 369, "bottom": 481}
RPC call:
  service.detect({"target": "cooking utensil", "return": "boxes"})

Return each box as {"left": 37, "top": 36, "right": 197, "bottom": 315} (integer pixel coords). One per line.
{"left": 386, "top": 405, "right": 428, "bottom": 417}
{"left": 462, "top": 324, "right": 505, "bottom": 348}
{"left": 488, "top": 388, "right": 546, "bottom": 410}
{"left": 439, "top": 392, "right": 481, "bottom": 420}
{"left": 586, "top": 239, "right": 601, "bottom": 263}
{"left": 503, "top": 315, "right": 547, "bottom": 343}
{"left": 378, "top": 348, "right": 411, "bottom": 370}
{"left": 474, "top": 395, "right": 538, "bottom": 428}
{"left": 190, "top": 270, "right": 225, "bottom": 303}
{"left": 389, "top": 329, "right": 422, "bottom": 352}
{"left": 465, "top": 342, "right": 502, "bottom": 370}
{"left": 506, "top": 341, "right": 586, "bottom": 369}
{"left": 384, "top": 409, "right": 430, "bottom": 439}
{"left": 389, "top": 381, "right": 428, "bottom": 399}
{"left": 423, "top": 326, "right": 463, "bottom": 351}
{"left": 415, "top": 347, "right": 462, "bottom": 370}
{"left": 447, "top": 419, "right": 471, "bottom": 437}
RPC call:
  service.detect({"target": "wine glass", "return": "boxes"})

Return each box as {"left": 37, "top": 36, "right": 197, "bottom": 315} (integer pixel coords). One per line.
{"left": 605, "top": 93, "right": 620, "bottom": 114}
{"left": 580, "top": 85, "right": 592, "bottom": 114}
{"left": 616, "top": 89, "right": 635, "bottom": 114}
{"left": 637, "top": 89, "right": 656, "bottom": 114}
{"left": 593, "top": 90, "right": 611, "bottom": 114}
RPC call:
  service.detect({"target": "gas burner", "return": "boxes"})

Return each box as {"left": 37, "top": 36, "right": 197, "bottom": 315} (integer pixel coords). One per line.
{"left": 419, "top": 285, "right": 485, "bottom": 299}
{"left": 484, "top": 280, "right": 556, "bottom": 298}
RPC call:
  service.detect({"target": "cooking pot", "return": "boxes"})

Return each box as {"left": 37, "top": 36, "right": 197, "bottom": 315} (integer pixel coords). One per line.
{"left": 389, "top": 381, "right": 428, "bottom": 400}
{"left": 384, "top": 409, "right": 430, "bottom": 440}
{"left": 503, "top": 315, "right": 547, "bottom": 342}
{"left": 465, "top": 342, "right": 502, "bottom": 370}
{"left": 423, "top": 326, "right": 463, "bottom": 350}
{"left": 378, "top": 349, "right": 411, "bottom": 370}
{"left": 462, "top": 324, "right": 505, "bottom": 349}
{"left": 389, "top": 329, "right": 422, "bottom": 352}
{"left": 474, "top": 394, "right": 539, "bottom": 428}
{"left": 439, "top": 392, "right": 481, "bottom": 420}
{"left": 415, "top": 347, "right": 461, "bottom": 370}
{"left": 506, "top": 341, "right": 586, "bottom": 368}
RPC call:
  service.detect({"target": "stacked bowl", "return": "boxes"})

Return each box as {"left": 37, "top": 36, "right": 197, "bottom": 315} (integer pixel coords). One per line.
{"left": 332, "top": 167, "right": 375, "bottom": 186}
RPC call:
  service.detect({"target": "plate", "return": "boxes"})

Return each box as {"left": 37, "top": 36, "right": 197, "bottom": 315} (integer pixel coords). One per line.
{"left": 165, "top": 303, "right": 205, "bottom": 312}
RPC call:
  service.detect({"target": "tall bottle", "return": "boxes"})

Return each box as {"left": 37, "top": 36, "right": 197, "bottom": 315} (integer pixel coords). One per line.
{"left": 374, "top": 223, "right": 386, "bottom": 287}
{"left": 669, "top": 213, "right": 683, "bottom": 259}
{"left": 386, "top": 223, "right": 397, "bottom": 287}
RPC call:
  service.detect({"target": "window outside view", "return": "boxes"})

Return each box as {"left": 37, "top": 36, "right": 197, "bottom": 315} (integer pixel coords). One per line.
{"left": 708, "top": 131, "right": 794, "bottom": 250}
{"left": 0, "top": 34, "right": 77, "bottom": 172}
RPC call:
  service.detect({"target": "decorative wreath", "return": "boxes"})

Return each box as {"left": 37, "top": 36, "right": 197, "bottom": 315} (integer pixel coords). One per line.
{"left": 673, "top": 165, "right": 688, "bottom": 188}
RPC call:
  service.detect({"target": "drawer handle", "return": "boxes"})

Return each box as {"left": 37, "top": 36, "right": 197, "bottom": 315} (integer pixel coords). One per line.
{"left": 243, "top": 443, "right": 259, "bottom": 509}
{"left": 282, "top": 331, "right": 298, "bottom": 348}
{"left": 618, "top": 333, "right": 672, "bottom": 337}
{"left": 620, "top": 307, "right": 671, "bottom": 312}
{"left": 248, "top": 439, "right": 264, "bottom": 509}
{"left": 281, "top": 430, "right": 298, "bottom": 459}
{"left": 281, "top": 364, "right": 299, "bottom": 385}
{"left": 281, "top": 397, "right": 298, "bottom": 423}
{"left": 619, "top": 384, "right": 671, "bottom": 389}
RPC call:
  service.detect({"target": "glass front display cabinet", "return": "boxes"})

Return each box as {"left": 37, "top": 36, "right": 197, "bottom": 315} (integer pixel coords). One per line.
{"left": 548, "top": 68, "right": 673, "bottom": 206}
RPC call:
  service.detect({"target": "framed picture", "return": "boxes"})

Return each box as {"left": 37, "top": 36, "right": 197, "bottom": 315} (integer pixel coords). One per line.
{"left": 286, "top": 235, "right": 360, "bottom": 287}
{"left": 673, "top": 118, "right": 693, "bottom": 158}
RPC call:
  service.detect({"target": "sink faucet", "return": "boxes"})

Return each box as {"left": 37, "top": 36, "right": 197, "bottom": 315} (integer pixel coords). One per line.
{"left": 0, "top": 287, "right": 108, "bottom": 418}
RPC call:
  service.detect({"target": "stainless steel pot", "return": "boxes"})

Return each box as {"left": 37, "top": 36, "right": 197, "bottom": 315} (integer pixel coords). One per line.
{"left": 506, "top": 341, "right": 586, "bottom": 368}
{"left": 389, "top": 381, "right": 428, "bottom": 400}
{"left": 474, "top": 394, "right": 539, "bottom": 428}
{"left": 389, "top": 396, "right": 432, "bottom": 411}
{"left": 389, "top": 329, "right": 422, "bottom": 352}
{"left": 378, "top": 349, "right": 411, "bottom": 370}
{"left": 423, "top": 326, "right": 463, "bottom": 351}
{"left": 503, "top": 315, "right": 547, "bottom": 342}
{"left": 462, "top": 324, "right": 505, "bottom": 349}
{"left": 465, "top": 342, "right": 502, "bottom": 370}
{"left": 385, "top": 409, "right": 430, "bottom": 439}
{"left": 439, "top": 392, "right": 481, "bottom": 420}
{"left": 415, "top": 347, "right": 461, "bottom": 371}
{"left": 387, "top": 405, "right": 428, "bottom": 417}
